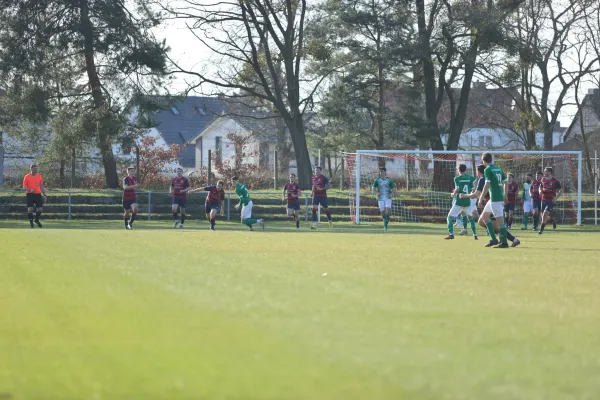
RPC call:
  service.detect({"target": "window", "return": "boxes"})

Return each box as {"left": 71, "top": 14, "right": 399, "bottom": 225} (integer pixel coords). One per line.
{"left": 171, "top": 106, "right": 179, "bottom": 115}
{"left": 215, "top": 136, "right": 222, "bottom": 163}
{"left": 478, "top": 135, "right": 493, "bottom": 148}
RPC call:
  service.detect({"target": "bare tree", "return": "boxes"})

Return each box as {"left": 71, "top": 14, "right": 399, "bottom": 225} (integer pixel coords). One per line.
{"left": 157, "top": 0, "right": 331, "bottom": 188}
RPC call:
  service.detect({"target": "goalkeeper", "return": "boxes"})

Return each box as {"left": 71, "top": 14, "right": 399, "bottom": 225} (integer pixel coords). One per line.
{"left": 372, "top": 167, "right": 395, "bottom": 232}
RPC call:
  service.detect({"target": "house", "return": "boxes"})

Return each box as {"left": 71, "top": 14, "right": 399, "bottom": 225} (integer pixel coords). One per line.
{"left": 563, "top": 88, "right": 600, "bottom": 141}
{"left": 438, "top": 82, "right": 565, "bottom": 150}
{"left": 188, "top": 111, "right": 291, "bottom": 172}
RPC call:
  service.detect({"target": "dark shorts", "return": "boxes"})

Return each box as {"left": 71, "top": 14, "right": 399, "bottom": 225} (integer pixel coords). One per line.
{"left": 26, "top": 193, "right": 44, "bottom": 208}
{"left": 312, "top": 196, "right": 328, "bottom": 209}
{"left": 504, "top": 203, "right": 515, "bottom": 212}
{"left": 123, "top": 198, "right": 137, "bottom": 211}
{"left": 542, "top": 201, "right": 554, "bottom": 212}
{"left": 172, "top": 198, "right": 187, "bottom": 208}
{"left": 287, "top": 201, "right": 300, "bottom": 211}
{"left": 532, "top": 200, "right": 542, "bottom": 211}
{"left": 205, "top": 202, "right": 221, "bottom": 214}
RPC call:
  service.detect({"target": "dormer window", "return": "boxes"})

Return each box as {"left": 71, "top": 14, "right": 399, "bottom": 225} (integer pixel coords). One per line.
{"left": 171, "top": 106, "right": 179, "bottom": 115}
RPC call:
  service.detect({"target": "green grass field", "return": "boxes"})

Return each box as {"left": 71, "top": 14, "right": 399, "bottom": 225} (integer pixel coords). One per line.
{"left": 1, "top": 220, "right": 600, "bottom": 400}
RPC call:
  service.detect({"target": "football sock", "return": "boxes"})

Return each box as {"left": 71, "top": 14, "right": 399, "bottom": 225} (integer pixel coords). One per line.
{"left": 485, "top": 220, "right": 497, "bottom": 241}
{"left": 35, "top": 211, "right": 41, "bottom": 221}
{"left": 447, "top": 217, "right": 454, "bottom": 235}
{"left": 28, "top": 213, "right": 34, "bottom": 227}
{"left": 124, "top": 218, "right": 129, "bottom": 228}
{"left": 523, "top": 215, "right": 528, "bottom": 228}
{"left": 498, "top": 224, "right": 508, "bottom": 244}
{"left": 325, "top": 210, "right": 332, "bottom": 221}
{"left": 129, "top": 212, "right": 136, "bottom": 226}
{"left": 173, "top": 212, "right": 178, "bottom": 221}
{"left": 468, "top": 217, "right": 477, "bottom": 235}
{"left": 540, "top": 222, "right": 546, "bottom": 232}
{"left": 312, "top": 208, "right": 317, "bottom": 223}
{"left": 506, "top": 231, "right": 516, "bottom": 242}
{"left": 461, "top": 215, "right": 468, "bottom": 229}
{"left": 180, "top": 213, "right": 185, "bottom": 224}
{"left": 210, "top": 218, "right": 216, "bottom": 228}
{"left": 243, "top": 218, "right": 257, "bottom": 227}
{"left": 296, "top": 219, "right": 300, "bottom": 228}
{"left": 383, "top": 214, "right": 389, "bottom": 228}
{"left": 533, "top": 215, "right": 539, "bottom": 229}
{"left": 507, "top": 217, "right": 512, "bottom": 228}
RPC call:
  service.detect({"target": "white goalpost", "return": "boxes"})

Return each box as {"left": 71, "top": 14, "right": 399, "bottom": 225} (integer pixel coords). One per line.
{"left": 346, "top": 150, "right": 583, "bottom": 226}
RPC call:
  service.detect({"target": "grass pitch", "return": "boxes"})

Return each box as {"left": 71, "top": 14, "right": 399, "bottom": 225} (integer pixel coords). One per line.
{"left": 1, "top": 220, "right": 600, "bottom": 400}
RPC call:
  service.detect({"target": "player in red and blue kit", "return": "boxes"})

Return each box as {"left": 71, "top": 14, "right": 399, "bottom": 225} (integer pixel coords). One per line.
{"left": 311, "top": 166, "right": 332, "bottom": 230}
{"left": 170, "top": 167, "right": 191, "bottom": 228}
{"left": 538, "top": 166, "right": 562, "bottom": 235}
{"left": 123, "top": 167, "right": 139, "bottom": 230}
{"left": 282, "top": 174, "right": 302, "bottom": 229}
{"left": 530, "top": 171, "right": 543, "bottom": 231}
{"left": 200, "top": 180, "right": 225, "bottom": 231}
{"left": 504, "top": 173, "right": 518, "bottom": 230}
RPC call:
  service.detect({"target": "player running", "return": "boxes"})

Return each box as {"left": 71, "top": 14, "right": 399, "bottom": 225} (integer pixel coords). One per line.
{"left": 461, "top": 164, "right": 520, "bottom": 247}
{"left": 504, "top": 173, "right": 518, "bottom": 230}
{"left": 190, "top": 180, "right": 226, "bottom": 231}
{"left": 521, "top": 174, "right": 533, "bottom": 230}
{"left": 530, "top": 171, "right": 543, "bottom": 231}
{"left": 372, "top": 167, "right": 395, "bottom": 232}
{"left": 170, "top": 167, "right": 191, "bottom": 228}
{"left": 123, "top": 167, "right": 139, "bottom": 230}
{"left": 538, "top": 167, "right": 562, "bottom": 235}
{"left": 445, "top": 164, "right": 476, "bottom": 240}
{"left": 311, "top": 166, "right": 333, "bottom": 230}
{"left": 478, "top": 152, "right": 510, "bottom": 248}
{"left": 232, "top": 176, "right": 264, "bottom": 231}
{"left": 22, "top": 163, "right": 47, "bottom": 228}
{"left": 282, "top": 174, "right": 302, "bottom": 229}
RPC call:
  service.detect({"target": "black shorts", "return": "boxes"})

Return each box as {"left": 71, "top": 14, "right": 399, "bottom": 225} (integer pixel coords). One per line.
{"left": 504, "top": 203, "right": 515, "bottom": 212}
{"left": 172, "top": 198, "right": 187, "bottom": 208}
{"left": 312, "top": 196, "right": 328, "bottom": 209}
{"left": 532, "top": 200, "right": 542, "bottom": 211}
{"left": 123, "top": 198, "right": 137, "bottom": 211}
{"left": 541, "top": 201, "right": 554, "bottom": 212}
{"left": 26, "top": 193, "right": 44, "bottom": 208}
{"left": 205, "top": 202, "right": 221, "bottom": 214}
{"left": 287, "top": 202, "right": 300, "bottom": 211}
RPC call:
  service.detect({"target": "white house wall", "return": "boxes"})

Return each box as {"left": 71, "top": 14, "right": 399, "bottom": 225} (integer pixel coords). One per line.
{"left": 443, "top": 127, "right": 564, "bottom": 150}
{"left": 194, "top": 118, "right": 255, "bottom": 171}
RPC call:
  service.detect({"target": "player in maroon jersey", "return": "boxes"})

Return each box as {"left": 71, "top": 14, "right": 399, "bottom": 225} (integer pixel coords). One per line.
{"left": 538, "top": 167, "right": 562, "bottom": 235}
{"left": 530, "top": 171, "right": 543, "bottom": 231}
{"left": 282, "top": 174, "right": 302, "bottom": 229}
{"left": 504, "top": 173, "right": 518, "bottom": 230}
{"left": 198, "top": 180, "right": 225, "bottom": 231}
{"left": 122, "top": 167, "right": 140, "bottom": 230}
{"left": 311, "top": 166, "right": 333, "bottom": 230}
{"left": 169, "top": 167, "right": 191, "bottom": 228}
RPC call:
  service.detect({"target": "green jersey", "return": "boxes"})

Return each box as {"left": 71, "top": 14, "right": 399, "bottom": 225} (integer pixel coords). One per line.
{"left": 484, "top": 164, "right": 507, "bottom": 202}
{"left": 235, "top": 183, "right": 251, "bottom": 206}
{"left": 454, "top": 174, "right": 475, "bottom": 207}
{"left": 372, "top": 177, "right": 394, "bottom": 200}
{"left": 523, "top": 182, "right": 532, "bottom": 201}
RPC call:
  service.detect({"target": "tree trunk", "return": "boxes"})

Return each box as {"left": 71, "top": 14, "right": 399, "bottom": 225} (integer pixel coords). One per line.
{"left": 79, "top": 0, "right": 118, "bottom": 188}
{"left": 59, "top": 159, "right": 66, "bottom": 188}
{"left": 286, "top": 115, "right": 312, "bottom": 189}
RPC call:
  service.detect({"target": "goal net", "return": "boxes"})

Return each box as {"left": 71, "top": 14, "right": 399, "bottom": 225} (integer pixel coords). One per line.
{"left": 345, "top": 150, "right": 582, "bottom": 226}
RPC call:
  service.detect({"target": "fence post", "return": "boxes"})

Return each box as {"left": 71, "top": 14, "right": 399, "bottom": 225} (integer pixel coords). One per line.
{"left": 0, "top": 145, "right": 4, "bottom": 188}
{"left": 305, "top": 192, "right": 309, "bottom": 222}
{"left": 68, "top": 191, "right": 72, "bottom": 220}
{"left": 148, "top": 191, "right": 152, "bottom": 220}
{"left": 227, "top": 192, "right": 230, "bottom": 221}
{"left": 208, "top": 149, "right": 212, "bottom": 186}
{"left": 595, "top": 150, "right": 598, "bottom": 226}
{"left": 340, "top": 155, "right": 344, "bottom": 190}
{"left": 274, "top": 149, "right": 278, "bottom": 190}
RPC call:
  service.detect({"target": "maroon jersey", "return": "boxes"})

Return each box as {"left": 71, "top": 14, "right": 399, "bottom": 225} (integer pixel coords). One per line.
{"left": 311, "top": 175, "right": 329, "bottom": 197}
{"left": 531, "top": 179, "right": 541, "bottom": 200}
{"left": 506, "top": 182, "right": 518, "bottom": 204}
{"left": 541, "top": 177, "right": 561, "bottom": 202}
{"left": 204, "top": 186, "right": 225, "bottom": 204}
{"left": 171, "top": 177, "right": 190, "bottom": 199}
{"left": 284, "top": 182, "right": 301, "bottom": 203}
{"left": 123, "top": 176, "right": 137, "bottom": 201}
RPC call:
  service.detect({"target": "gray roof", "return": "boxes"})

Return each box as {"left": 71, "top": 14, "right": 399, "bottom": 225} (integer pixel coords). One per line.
{"left": 150, "top": 96, "right": 226, "bottom": 167}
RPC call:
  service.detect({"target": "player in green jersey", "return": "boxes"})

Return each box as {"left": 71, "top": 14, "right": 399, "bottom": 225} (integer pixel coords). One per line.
{"left": 445, "top": 164, "right": 476, "bottom": 240}
{"left": 478, "top": 152, "right": 510, "bottom": 248}
{"left": 231, "top": 176, "right": 264, "bottom": 231}
{"left": 372, "top": 167, "right": 395, "bottom": 232}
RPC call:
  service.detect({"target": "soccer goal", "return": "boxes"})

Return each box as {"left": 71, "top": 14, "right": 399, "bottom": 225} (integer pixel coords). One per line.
{"left": 345, "top": 150, "right": 583, "bottom": 226}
